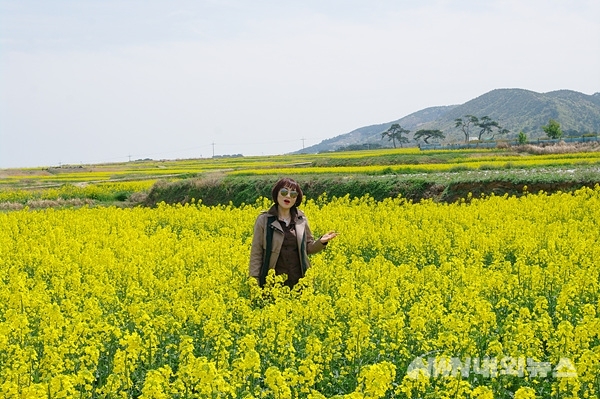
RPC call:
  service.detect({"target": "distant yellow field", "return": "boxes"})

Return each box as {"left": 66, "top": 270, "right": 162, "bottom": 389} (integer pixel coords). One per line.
{"left": 231, "top": 153, "right": 600, "bottom": 175}
{"left": 1, "top": 147, "right": 600, "bottom": 205}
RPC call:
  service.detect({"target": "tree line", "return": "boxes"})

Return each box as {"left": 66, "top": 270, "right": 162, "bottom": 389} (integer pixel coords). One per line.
{"left": 380, "top": 116, "right": 565, "bottom": 148}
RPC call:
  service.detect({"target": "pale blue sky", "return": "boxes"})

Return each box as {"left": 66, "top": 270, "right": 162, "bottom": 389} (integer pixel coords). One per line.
{"left": 1, "top": 0, "right": 599, "bottom": 167}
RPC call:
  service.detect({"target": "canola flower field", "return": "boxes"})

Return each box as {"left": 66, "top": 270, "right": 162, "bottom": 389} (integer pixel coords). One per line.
{"left": 2, "top": 148, "right": 600, "bottom": 188}
{"left": 0, "top": 181, "right": 157, "bottom": 205}
{"left": 2, "top": 186, "right": 600, "bottom": 398}
{"left": 2, "top": 147, "right": 600, "bottom": 211}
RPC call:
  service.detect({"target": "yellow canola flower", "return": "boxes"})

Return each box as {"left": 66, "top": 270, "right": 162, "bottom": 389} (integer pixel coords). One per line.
{"left": 0, "top": 186, "right": 600, "bottom": 397}
{"left": 355, "top": 361, "right": 396, "bottom": 399}
{"left": 514, "top": 386, "right": 537, "bottom": 399}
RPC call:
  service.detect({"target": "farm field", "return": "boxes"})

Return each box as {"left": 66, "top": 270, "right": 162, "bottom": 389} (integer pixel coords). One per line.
{"left": 1, "top": 146, "right": 600, "bottom": 187}
{"left": 1, "top": 145, "right": 600, "bottom": 398}
{"left": 2, "top": 145, "right": 600, "bottom": 209}
{"left": 1, "top": 188, "right": 600, "bottom": 398}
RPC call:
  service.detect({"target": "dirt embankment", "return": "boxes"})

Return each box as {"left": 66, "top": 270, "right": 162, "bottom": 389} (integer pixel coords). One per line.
{"left": 143, "top": 175, "right": 600, "bottom": 207}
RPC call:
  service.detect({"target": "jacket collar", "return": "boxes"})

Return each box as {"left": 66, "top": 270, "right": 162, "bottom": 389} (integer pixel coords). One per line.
{"left": 267, "top": 204, "right": 305, "bottom": 221}
{"left": 267, "top": 204, "right": 305, "bottom": 232}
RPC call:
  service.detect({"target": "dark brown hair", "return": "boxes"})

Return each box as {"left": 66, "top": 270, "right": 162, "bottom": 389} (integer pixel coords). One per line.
{"left": 271, "top": 177, "right": 303, "bottom": 207}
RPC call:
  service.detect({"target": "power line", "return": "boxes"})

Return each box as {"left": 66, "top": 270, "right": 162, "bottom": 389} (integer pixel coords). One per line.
{"left": 67, "top": 136, "right": 328, "bottom": 166}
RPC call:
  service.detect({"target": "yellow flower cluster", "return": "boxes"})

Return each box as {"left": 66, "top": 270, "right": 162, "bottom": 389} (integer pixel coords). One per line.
{"left": 1, "top": 187, "right": 600, "bottom": 397}
{"left": 0, "top": 181, "right": 156, "bottom": 204}
{"left": 231, "top": 153, "right": 600, "bottom": 176}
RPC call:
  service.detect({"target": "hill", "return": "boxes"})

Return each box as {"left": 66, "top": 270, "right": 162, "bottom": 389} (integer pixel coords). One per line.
{"left": 296, "top": 89, "right": 600, "bottom": 153}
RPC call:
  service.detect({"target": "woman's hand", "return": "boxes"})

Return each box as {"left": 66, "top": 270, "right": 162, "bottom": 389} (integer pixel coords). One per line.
{"left": 320, "top": 231, "right": 338, "bottom": 244}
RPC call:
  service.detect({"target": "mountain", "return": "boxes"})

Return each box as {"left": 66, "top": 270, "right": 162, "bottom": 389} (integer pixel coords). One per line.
{"left": 298, "top": 105, "right": 458, "bottom": 153}
{"left": 296, "top": 89, "right": 600, "bottom": 153}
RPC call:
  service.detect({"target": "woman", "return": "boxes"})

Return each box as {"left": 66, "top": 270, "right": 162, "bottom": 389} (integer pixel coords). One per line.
{"left": 249, "top": 178, "right": 337, "bottom": 288}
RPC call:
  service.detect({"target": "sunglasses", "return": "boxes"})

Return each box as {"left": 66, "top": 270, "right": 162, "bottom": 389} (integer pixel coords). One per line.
{"left": 279, "top": 188, "right": 298, "bottom": 199}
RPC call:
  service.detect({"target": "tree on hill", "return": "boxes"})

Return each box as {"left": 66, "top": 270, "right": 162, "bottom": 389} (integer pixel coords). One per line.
{"left": 497, "top": 127, "right": 510, "bottom": 137}
{"left": 455, "top": 115, "right": 508, "bottom": 142}
{"left": 476, "top": 116, "right": 500, "bottom": 140}
{"left": 542, "top": 119, "right": 563, "bottom": 139}
{"left": 476, "top": 116, "right": 509, "bottom": 140}
{"left": 414, "top": 129, "right": 445, "bottom": 144}
{"left": 455, "top": 115, "right": 479, "bottom": 143}
{"left": 381, "top": 124, "right": 410, "bottom": 148}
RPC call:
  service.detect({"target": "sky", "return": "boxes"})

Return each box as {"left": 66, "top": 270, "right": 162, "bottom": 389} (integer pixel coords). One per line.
{"left": 1, "top": 0, "right": 599, "bottom": 168}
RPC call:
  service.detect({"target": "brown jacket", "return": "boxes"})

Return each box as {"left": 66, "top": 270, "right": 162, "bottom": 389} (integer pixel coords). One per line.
{"left": 249, "top": 205, "right": 326, "bottom": 282}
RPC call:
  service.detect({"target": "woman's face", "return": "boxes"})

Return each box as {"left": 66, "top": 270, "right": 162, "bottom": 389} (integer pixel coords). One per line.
{"left": 277, "top": 186, "right": 298, "bottom": 210}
